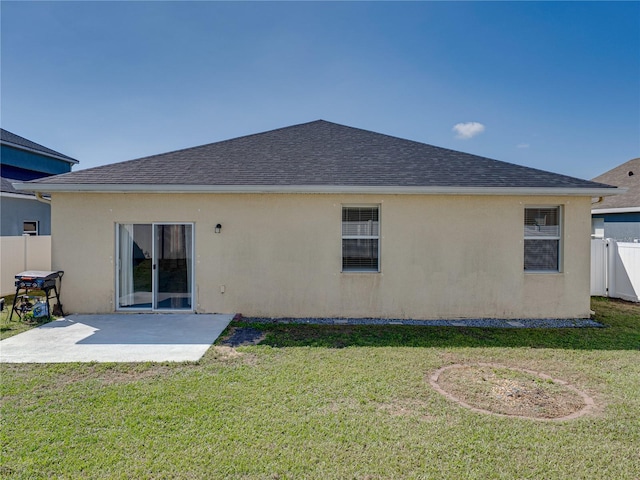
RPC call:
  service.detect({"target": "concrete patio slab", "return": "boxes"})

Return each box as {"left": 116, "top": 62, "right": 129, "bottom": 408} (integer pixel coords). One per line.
{"left": 0, "top": 314, "right": 234, "bottom": 363}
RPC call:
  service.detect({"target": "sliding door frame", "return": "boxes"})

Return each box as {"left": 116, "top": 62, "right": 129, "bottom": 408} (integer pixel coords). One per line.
{"left": 115, "top": 222, "right": 195, "bottom": 312}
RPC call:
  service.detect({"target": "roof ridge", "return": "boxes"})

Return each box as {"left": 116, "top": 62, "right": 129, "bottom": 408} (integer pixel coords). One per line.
{"left": 19, "top": 120, "right": 618, "bottom": 193}
{"left": 121, "top": 120, "right": 332, "bottom": 164}
{"left": 316, "top": 122, "right": 616, "bottom": 188}
{"left": 55, "top": 120, "right": 332, "bottom": 176}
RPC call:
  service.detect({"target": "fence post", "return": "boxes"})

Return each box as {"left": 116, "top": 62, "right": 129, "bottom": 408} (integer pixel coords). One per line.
{"left": 607, "top": 239, "right": 615, "bottom": 299}
{"left": 23, "top": 234, "right": 29, "bottom": 272}
{"left": 591, "top": 238, "right": 610, "bottom": 297}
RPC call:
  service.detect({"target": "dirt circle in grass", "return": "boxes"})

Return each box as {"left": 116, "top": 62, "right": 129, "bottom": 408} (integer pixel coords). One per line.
{"left": 430, "top": 363, "right": 595, "bottom": 420}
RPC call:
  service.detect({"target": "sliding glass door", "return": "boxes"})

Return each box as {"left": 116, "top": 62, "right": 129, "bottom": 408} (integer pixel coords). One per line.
{"left": 117, "top": 223, "right": 193, "bottom": 311}
{"left": 155, "top": 224, "right": 193, "bottom": 310}
{"left": 118, "top": 224, "right": 153, "bottom": 309}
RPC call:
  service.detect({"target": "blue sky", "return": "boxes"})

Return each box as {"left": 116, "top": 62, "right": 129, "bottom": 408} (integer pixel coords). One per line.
{"left": 1, "top": 1, "right": 638, "bottom": 180}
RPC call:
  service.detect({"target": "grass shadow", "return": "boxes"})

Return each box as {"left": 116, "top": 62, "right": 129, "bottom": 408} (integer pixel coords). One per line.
{"left": 0, "top": 290, "right": 55, "bottom": 340}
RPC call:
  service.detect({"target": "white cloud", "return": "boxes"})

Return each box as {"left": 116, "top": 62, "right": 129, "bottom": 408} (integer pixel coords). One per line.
{"left": 517, "top": 143, "right": 530, "bottom": 149}
{"left": 453, "top": 122, "right": 485, "bottom": 139}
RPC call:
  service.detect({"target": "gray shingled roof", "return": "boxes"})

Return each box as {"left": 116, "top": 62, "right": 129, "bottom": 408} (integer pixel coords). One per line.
{"left": 1, "top": 128, "right": 78, "bottom": 164}
{"left": 592, "top": 158, "right": 640, "bottom": 210}
{"left": 1, "top": 176, "right": 31, "bottom": 195}
{"left": 26, "top": 120, "right": 614, "bottom": 192}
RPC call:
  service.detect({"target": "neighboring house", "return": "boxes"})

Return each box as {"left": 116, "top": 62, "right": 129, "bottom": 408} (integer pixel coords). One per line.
{"left": 1, "top": 128, "right": 79, "bottom": 236}
{"left": 591, "top": 158, "right": 640, "bottom": 242}
{"left": 15, "top": 120, "right": 618, "bottom": 320}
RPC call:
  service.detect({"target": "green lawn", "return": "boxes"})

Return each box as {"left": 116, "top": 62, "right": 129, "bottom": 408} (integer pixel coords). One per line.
{"left": 0, "top": 291, "right": 52, "bottom": 340}
{"left": 1, "top": 297, "right": 639, "bottom": 479}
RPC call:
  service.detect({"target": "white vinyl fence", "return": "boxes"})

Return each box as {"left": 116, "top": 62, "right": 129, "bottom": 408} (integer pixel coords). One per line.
{"left": 591, "top": 238, "right": 640, "bottom": 302}
{"left": 0, "top": 235, "right": 52, "bottom": 296}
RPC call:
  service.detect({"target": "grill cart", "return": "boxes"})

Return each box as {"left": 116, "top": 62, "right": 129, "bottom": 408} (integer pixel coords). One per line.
{"left": 10, "top": 271, "right": 64, "bottom": 321}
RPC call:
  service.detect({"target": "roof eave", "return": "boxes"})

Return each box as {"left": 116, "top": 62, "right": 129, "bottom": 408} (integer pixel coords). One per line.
{"left": 1, "top": 140, "right": 79, "bottom": 164}
{"left": 0, "top": 191, "right": 38, "bottom": 199}
{"left": 592, "top": 206, "right": 640, "bottom": 214}
{"left": 13, "top": 182, "right": 624, "bottom": 197}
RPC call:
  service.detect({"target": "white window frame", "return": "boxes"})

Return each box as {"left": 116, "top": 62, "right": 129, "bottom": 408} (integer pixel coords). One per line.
{"left": 341, "top": 204, "right": 380, "bottom": 273}
{"left": 23, "top": 220, "right": 39, "bottom": 236}
{"left": 524, "top": 205, "right": 562, "bottom": 273}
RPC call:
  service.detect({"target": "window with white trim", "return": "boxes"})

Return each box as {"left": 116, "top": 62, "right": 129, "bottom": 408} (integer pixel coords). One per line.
{"left": 524, "top": 206, "right": 561, "bottom": 272}
{"left": 342, "top": 206, "right": 379, "bottom": 272}
{"left": 23, "top": 221, "right": 39, "bottom": 236}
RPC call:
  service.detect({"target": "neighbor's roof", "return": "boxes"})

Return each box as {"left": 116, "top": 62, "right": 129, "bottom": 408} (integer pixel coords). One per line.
{"left": 16, "top": 120, "right": 617, "bottom": 196}
{"left": 1, "top": 128, "right": 79, "bottom": 164}
{"left": 1, "top": 175, "right": 50, "bottom": 200}
{"left": 1, "top": 176, "right": 31, "bottom": 196}
{"left": 591, "top": 158, "right": 640, "bottom": 213}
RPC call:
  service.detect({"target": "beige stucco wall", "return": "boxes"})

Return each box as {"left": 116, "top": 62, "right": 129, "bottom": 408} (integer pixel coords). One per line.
{"left": 50, "top": 192, "right": 593, "bottom": 319}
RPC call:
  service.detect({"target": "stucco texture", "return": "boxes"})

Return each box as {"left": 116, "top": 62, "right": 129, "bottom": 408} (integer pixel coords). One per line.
{"left": 50, "top": 192, "right": 592, "bottom": 319}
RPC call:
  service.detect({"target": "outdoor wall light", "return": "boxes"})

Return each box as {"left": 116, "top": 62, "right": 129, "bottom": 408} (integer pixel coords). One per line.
{"left": 215, "top": 224, "right": 222, "bottom": 233}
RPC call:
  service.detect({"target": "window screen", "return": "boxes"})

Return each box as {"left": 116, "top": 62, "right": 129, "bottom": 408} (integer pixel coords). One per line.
{"left": 524, "top": 207, "right": 561, "bottom": 271}
{"left": 342, "top": 206, "right": 379, "bottom": 271}
{"left": 23, "top": 221, "right": 39, "bottom": 236}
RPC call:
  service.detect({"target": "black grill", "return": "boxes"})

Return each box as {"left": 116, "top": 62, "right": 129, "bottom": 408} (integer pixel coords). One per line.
{"left": 10, "top": 271, "right": 64, "bottom": 321}
{"left": 15, "top": 271, "right": 60, "bottom": 290}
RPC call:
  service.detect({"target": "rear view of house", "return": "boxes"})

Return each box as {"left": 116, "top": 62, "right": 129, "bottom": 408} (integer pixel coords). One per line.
{"left": 16, "top": 120, "right": 618, "bottom": 320}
